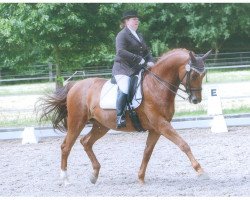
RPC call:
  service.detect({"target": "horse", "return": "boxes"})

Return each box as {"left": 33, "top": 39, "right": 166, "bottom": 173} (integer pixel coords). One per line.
{"left": 37, "top": 48, "right": 212, "bottom": 185}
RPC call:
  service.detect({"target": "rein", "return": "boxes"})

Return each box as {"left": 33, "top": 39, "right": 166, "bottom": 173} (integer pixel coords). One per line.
{"left": 143, "top": 62, "right": 204, "bottom": 101}
{"left": 143, "top": 67, "right": 188, "bottom": 100}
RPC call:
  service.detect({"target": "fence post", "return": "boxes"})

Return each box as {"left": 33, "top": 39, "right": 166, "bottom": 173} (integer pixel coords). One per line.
{"left": 206, "top": 72, "right": 208, "bottom": 83}
{"left": 48, "top": 62, "right": 53, "bottom": 82}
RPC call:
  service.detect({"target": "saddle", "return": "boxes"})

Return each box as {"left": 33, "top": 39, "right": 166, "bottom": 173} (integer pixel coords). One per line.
{"left": 100, "top": 70, "right": 145, "bottom": 132}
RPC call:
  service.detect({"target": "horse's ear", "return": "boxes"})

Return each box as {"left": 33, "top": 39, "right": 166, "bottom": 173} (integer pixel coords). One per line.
{"left": 202, "top": 49, "right": 212, "bottom": 60}
{"left": 189, "top": 51, "right": 196, "bottom": 63}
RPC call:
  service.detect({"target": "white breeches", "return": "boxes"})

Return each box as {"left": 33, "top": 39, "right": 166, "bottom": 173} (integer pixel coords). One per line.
{"left": 114, "top": 75, "right": 130, "bottom": 94}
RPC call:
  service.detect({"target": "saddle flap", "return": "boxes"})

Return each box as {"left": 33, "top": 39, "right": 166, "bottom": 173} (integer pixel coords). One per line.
{"left": 100, "top": 70, "right": 143, "bottom": 110}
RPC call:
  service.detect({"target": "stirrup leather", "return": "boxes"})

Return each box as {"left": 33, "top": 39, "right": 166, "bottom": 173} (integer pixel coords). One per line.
{"left": 116, "top": 114, "right": 126, "bottom": 128}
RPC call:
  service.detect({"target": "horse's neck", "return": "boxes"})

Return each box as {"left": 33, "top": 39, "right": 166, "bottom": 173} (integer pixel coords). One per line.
{"left": 145, "top": 64, "right": 180, "bottom": 104}
{"left": 143, "top": 65, "right": 179, "bottom": 121}
{"left": 151, "top": 63, "right": 180, "bottom": 90}
{"left": 151, "top": 51, "right": 189, "bottom": 92}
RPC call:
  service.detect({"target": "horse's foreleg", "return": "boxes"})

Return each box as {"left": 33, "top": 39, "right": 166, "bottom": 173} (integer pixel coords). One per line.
{"left": 138, "top": 131, "right": 160, "bottom": 184}
{"left": 80, "top": 121, "right": 109, "bottom": 184}
{"left": 158, "top": 120, "right": 204, "bottom": 175}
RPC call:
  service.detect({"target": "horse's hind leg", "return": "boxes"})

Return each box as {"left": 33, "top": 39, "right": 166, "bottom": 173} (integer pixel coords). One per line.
{"left": 80, "top": 120, "right": 109, "bottom": 184}
{"left": 60, "top": 116, "right": 87, "bottom": 185}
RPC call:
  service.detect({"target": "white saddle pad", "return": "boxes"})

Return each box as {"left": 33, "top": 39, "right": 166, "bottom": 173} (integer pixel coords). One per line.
{"left": 100, "top": 71, "right": 143, "bottom": 109}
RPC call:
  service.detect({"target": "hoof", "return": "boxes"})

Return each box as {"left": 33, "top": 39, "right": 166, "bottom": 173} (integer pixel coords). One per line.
{"left": 63, "top": 178, "right": 71, "bottom": 186}
{"left": 60, "top": 170, "right": 71, "bottom": 186}
{"left": 90, "top": 173, "right": 98, "bottom": 184}
{"left": 197, "top": 168, "right": 205, "bottom": 175}
{"left": 138, "top": 179, "right": 145, "bottom": 185}
{"left": 197, "top": 171, "right": 210, "bottom": 180}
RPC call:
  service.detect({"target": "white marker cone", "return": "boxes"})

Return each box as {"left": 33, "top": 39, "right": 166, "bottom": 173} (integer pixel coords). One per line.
{"left": 207, "top": 87, "right": 228, "bottom": 133}
{"left": 210, "top": 115, "right": 228, "bottom": 133}
{"left": 22, "top": 127, "right": 39, "bottom": 144}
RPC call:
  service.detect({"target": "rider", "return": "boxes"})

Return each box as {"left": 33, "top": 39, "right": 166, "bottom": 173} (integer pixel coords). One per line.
{"left": 112, "top": 10, "right": 155, "bottom": 128}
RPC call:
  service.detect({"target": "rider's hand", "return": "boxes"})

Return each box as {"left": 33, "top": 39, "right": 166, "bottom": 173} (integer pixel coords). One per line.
{"left": 139, "top": 58, "right": 145, "bottom": 65}
{"left": 147, "top": 62, "right": 154, "bottom": 67}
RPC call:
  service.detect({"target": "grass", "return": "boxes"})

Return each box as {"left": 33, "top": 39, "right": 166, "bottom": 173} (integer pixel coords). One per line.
{"left": 205, "top": 68, "right": 250, "bottom": 83}
{"left": 0, "top": 117, "right": 40, "bottom": 128}
{"left": 174, "top": 106, "right": 250, "bottom": 118}
{"left": 223, "top": 105, "right": 250, "bottom": 115}
{"left": 0, "top": 82, "right": 55, "bottom": 96}
{"left": 0, "top": 109, "right": 51, "bottom": 128}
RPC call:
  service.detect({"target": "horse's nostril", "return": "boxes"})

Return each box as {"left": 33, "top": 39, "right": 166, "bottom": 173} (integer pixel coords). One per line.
{"left": 192, "top": 98, "right": 198, "bottom": 104}
{"left": 192, "top": 97, "right": 202, "bottom": 104}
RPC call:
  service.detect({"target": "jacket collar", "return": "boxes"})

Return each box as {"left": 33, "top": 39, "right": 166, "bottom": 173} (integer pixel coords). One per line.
{"left": 124, "top": 27, "right": 142, "bottom": 43}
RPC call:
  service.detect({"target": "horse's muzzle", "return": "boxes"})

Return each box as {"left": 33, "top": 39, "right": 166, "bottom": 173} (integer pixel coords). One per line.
{"left": 189, "top": 95, "right": 201, "bottom": 104}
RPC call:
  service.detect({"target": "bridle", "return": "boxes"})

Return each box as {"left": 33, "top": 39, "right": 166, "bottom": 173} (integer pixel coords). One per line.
{"left": 181, "top": 61, "right": 206, "bottom": 98}
{"left": 143, "top": 60, "right": 206, "bottom": 101}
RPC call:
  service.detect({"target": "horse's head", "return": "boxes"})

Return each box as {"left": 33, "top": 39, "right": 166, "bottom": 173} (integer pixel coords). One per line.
{"left": 180, "top": 50, "right": 212, "bottom": 104}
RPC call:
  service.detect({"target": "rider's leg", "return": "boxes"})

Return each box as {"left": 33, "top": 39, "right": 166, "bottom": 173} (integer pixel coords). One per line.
{"left": 114, "top": 75, "right": 130, "bottom": 128}
{"left": 116, "top": 89, "right": 127, "bottom": 128}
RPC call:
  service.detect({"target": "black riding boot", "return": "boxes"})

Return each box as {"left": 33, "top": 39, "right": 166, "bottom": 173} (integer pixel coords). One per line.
{"left": 116, "top": 89, "right": 127, "bottom": 128}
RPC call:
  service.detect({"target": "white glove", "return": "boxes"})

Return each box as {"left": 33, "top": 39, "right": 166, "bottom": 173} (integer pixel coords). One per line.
{"left": 139, "top": 58, "right": 145, "bottom": 65}
{"left": 147, "top": 62, "right": 154, "bottom": 67}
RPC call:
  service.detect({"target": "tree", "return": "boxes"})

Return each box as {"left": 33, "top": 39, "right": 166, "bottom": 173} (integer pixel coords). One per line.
{"left": 1, "top": 3, "right": 250, "bottom": 85}
{"left": 136, "top": 4, "right": 196, "bottom": 56}
{"left": 0, "top": 3, "right": 120, "bottom": 87}
{"left": 181, "top": 3, "right": 243, "bottom": 54}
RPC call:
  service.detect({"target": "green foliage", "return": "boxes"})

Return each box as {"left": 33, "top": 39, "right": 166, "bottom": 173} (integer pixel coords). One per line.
{"left": 56, "top": 76, "right": 64, "bottom": 86}
{"left": 0, "top": 3, "right": 118, "bottom": 75}
{"left": 0, "top": 3, "right": 250, "bottom": 78}
{"left": 151, "top": 39, "right": 169, "bottom": 57}
{"left": 182, "top": 4, "right": 239, "bottom": 51}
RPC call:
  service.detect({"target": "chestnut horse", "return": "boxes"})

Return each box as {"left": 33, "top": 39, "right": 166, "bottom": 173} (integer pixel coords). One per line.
{"left": 38, "top": 48, "right": 211, "bottom": 185}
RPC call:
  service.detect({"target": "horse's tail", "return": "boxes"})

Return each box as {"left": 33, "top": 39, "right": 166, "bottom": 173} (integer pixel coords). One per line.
{"left": 36, "top": 81, "right": 76, "bottom": 132}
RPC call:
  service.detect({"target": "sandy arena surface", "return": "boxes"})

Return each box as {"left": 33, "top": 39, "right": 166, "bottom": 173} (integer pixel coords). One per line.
{"left": 0, "top": 126, "right": 249, "bottom": 197}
